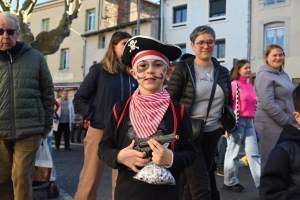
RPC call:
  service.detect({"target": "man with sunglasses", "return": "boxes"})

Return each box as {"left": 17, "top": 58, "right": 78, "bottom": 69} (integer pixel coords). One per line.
{"left": 0, "top": 12, "right": 54, "bottom": 200}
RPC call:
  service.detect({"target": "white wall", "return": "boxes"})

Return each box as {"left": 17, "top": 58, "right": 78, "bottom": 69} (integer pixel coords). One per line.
{"left": 163, "top": 0, "right": 249, "bottom": 70}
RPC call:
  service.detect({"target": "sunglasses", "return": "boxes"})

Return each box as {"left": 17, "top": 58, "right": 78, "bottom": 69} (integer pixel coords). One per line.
{"left": 0, "top": 29, "right": 16, "bottom": 36}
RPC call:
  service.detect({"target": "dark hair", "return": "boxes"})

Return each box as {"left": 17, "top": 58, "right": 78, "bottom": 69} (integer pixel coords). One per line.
{"left": 292, "top": 84, "right": 300, "bottom": 112}
{"left": 264, "top": 44, "right": 285, "bottom": 68}
{"left": 231, "top": 59, "right": 250, "bottom": 80}
{"left": 101, "top": 31, "right": 132, "bottom": 75}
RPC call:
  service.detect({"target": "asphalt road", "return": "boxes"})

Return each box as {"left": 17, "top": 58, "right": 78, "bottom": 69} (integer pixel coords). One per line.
{"left": 33, "top": 133, "right": 261, "bottom": 200}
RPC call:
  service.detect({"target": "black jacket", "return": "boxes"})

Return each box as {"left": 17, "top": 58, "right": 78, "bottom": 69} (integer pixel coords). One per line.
{"left": 260, "top": 124, "right": 300, "bottom": 200}
{"left": 74, "top": 63, "right": 138, "bottom": 129}
{"left": 98, "top": 97, "right": 196, "bottom": 200}
{"left": 166, "top": 55, "right": 233, "bottom": 113}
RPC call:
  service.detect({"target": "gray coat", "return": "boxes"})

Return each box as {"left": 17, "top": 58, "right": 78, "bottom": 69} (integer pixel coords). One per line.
{"left": 254, "top": 64, "right": 295, "bottom": 127}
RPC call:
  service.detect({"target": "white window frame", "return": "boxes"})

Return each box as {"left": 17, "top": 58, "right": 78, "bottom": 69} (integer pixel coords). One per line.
{"left": 260, "top": 0, "right": 290, "bottom": 10}
{"left": 266, "top": 0, "right": 285, "bottom": 4}
{"left": 212, "top": 39, "right": 226, "bottom": 62}
{"left": 209, "top": 0, "right": 226, "bottom": 22}
{"left": 132, "top": 27, "right": 138, "bottom": 36}
{"left": 265, "top": 27, "right": 284, "bottom": 50}
{"left": 98, "top": 35, "right": 106, "bottom": 49}
{"left": 172, "top": 5, "right": 187, "bottom": 28}
{"left": 60, "top": 49, "right": 69, "bottom": 70}
{"left": 175, "top": 43, "right": 186, "bottom": 61}
{"left": 259, "top": 17, "right": 290, "bottom": 58}
{"left": 42, "top": 18, "right": 49, "bottom": 32}
{"left": 86, "top": 9, "right": 95, "bottom": 31}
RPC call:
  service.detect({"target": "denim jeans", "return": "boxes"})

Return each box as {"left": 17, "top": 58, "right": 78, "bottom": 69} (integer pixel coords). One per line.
{"left": 217, "top": 136, "right": 227, "bottom": 170}
{"left": 224, "top": 117, "right": 261, "bottom": 188}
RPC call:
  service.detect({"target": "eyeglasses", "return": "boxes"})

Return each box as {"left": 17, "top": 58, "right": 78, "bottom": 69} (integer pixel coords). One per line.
{"left": 195, "top": 40, "right": 215, "bottom": 47}
{"left": 0, "top": 29, "right": 16, "bottom": 36}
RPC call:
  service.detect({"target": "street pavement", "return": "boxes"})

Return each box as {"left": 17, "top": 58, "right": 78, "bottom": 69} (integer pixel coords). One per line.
{"left": 33, "top": 132, "right": 261, "bottom": 200}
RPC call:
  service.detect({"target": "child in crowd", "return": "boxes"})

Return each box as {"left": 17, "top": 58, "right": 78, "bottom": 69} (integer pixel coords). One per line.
{"left": 98, "top": 36, "right": 196, "bottom": 200}
{"left": 260, "top": 84, "right": 300, "bottom": 199}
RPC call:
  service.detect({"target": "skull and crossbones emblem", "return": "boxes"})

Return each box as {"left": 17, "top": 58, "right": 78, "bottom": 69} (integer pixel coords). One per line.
{"left": 128, "top": 40, "right": 139, "bottom": 52}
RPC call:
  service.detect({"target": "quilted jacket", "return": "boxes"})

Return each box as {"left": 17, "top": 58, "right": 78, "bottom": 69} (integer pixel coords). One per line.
{"left": 0, "top": 42, "right": 54, "bottom": 139}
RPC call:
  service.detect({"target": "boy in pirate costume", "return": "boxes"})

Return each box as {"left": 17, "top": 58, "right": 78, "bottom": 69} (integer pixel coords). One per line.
{"left": 98, "top": 36, "right": 196, "bottom": 200}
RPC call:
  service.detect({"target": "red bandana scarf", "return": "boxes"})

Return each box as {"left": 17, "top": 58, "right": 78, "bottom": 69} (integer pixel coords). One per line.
{"left": 129, "top": 88, "right": 170, "bottom": 138}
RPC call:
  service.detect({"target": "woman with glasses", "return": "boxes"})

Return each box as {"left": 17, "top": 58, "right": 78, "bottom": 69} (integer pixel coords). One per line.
{"left": 167, "top": 25, "right": 233, "bottom": 200}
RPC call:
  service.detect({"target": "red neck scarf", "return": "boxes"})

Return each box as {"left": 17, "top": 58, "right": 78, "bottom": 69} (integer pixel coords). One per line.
{"left": 129, "top": 88, "right": 170, "bottom": 138}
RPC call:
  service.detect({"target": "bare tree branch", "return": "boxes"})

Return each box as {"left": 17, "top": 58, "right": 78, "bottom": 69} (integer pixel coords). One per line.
{"left": 0, "top": 0, "right": 13, "bottom": 12}
{"left": 16, "top": 0, "right": 23, "bottom": 12}
{"left": 30, "top": 0, "right": 82, "bottom": 55}
{"left": 21, "top": 0, "right": 37, "bottom": 16}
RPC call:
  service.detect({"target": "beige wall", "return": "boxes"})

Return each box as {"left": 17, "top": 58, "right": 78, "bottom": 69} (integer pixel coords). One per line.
{"left": 250, "top": 0, "right": 300, "bottom": 81}
{"left": 28, "top": 0, "right": 159, "bottom": 99}
{"left": 84, "top": 20, "right": 160, "bottom": 75}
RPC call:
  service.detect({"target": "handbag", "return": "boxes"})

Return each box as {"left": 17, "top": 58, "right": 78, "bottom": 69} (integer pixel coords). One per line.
{"left": 189, "top": 66, "right": 220, "bottom": 140}
{"left": 220, "top": 104, "right": 237, "bottom": 133}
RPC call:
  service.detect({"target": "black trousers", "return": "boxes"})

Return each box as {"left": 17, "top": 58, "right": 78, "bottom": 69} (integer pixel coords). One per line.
{"left": 54, "top": 123, "right": 70, "bottom": 149}
{"left": 183, "top": 128, "right": 223, "bottom": 200}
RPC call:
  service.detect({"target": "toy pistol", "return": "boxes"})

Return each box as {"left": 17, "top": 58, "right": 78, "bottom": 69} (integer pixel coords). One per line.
{"left": 133, "top": 132, "right": 179, "bottom": 158}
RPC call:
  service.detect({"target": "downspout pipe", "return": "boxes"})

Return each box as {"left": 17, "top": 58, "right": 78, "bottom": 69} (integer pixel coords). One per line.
{"left": 160, "top": 0, "right": 164, "bottom": 41}
{"left": 247, "top": 0, "right": 252, "bottom": 61}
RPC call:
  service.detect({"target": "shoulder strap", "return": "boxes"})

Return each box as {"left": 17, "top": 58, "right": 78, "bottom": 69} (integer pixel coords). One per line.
{"left": 114, "top": 97, "right": 182, "bottom": 151}
{"left": 232, "top": 82, "right": 240, "bottom": 127}
{"left": 204, "top": 67, "right": 220, "bottom": 124}
{"left": 113, "top": 96, "right": 132, "bottom": 128}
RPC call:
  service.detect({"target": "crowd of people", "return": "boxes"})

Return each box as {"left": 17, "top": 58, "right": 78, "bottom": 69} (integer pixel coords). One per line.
{"left": 0, "top": 10, "right": 299, "bottom": 200}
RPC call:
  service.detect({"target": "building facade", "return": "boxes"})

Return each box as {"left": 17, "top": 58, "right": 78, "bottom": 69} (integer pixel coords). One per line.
{"left": 28, "top": 0, "right": 159, "bottom": 99}
{"left": 250, "top": 0, "right": 300, "bottom": 84}
{"left": 162, "top": 0, "right": 249, "bottom": 70}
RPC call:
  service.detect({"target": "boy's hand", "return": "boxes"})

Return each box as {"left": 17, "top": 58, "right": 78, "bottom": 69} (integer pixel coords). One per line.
{"left": 147, "top": 139, "right": 172, "bottom": 166}
{"left": 117, "top": 140, "right": 150, "bottom": 173}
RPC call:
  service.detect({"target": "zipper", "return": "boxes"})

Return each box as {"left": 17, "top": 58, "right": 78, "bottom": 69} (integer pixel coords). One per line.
{"left": 128, "top": 76, "right": 131, "bottom": 96}
{"left": 120, "top": 71, "right": 124, "bottom": 100}
{"left": 8, "top": 52, "right": 15, "bottom": 136}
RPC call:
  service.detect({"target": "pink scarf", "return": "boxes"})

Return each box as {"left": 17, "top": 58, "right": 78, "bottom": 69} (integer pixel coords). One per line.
{"left": 129, "top": 88, "right": 170, "bottom": 138}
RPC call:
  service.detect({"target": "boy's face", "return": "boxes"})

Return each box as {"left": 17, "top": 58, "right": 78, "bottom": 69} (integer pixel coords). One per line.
{"left": 130, "top": 59, "right": 172, "bottom": 95}
{"left": 294, "top": 111, "right": 300, "bottom": 126}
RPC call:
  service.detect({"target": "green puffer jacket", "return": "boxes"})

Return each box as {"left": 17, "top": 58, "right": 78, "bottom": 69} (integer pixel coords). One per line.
{"left": 0, "top": 42, "right": 54, "bottom": 139}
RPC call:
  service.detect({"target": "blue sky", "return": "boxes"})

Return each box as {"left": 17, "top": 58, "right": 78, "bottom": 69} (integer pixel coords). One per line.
{"left": 36, "top": 0, "right": 160, "bottom": 4}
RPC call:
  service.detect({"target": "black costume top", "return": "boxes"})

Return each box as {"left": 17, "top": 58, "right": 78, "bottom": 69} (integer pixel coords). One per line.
{"left": 98, "top": 97, "right": 196, "bottom": 200}
{"left": 260, "top": 124, "right": 300, "bottom": 199}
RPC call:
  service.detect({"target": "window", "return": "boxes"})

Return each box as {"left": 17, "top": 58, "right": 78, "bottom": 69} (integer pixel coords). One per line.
{"left": 176, "top": 44, "right": 186, "bottom": 61}
{"left": 212, "top": 39, "right": 225, "bottom": 60}
{"left": 86, "top": 9, "right": 95, "bottom": 31}
{"left": 209, "top": 0, "right": 226, "bottom": 21}
{"left": 60, "top": 49, "right": 69, "bottom": 70}
{"left": 98, "top": 35, "right": 105, "bottom": 49}
{"left": 132, "top": 27, "right": 138, "bottom": 36}
{"left": 44, "top": 55, "right": 47, "bottom": 62}
{"left": 265, "top": 27, "right": 284, "bottom": 49}
{"left": 173, "top": 5, "right": 187, "bottom": 27}
{"left": 259, "top": 18, "right": 289, "bottom": 57}
{"left": 266, "top": 0, "right": 285, "bottom": 4}
{"left": 42, "top": 19, "right": 49, "bottom": 31}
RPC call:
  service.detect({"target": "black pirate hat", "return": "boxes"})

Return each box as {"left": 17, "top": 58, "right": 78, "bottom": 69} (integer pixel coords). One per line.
{"left": 121, "top": 36, "right": 182, "bottom": 67}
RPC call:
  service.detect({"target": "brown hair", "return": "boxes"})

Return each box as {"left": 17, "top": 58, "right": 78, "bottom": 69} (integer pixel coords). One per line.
{"left": 264, "top": 44, "right": 285, "bottom": 68}
{"left": 293, "top": 84, "right": 300, "bottom": 113}
{"left": 101, "top": 31, "right": 132, "bottom": 75}
{"left": 231, "top": 59, "right": 250, "bottom": 80}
